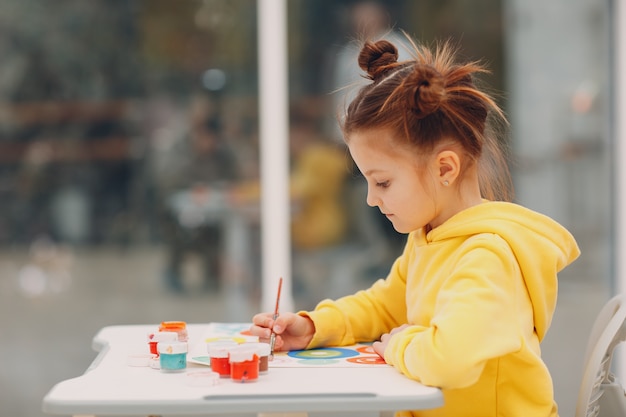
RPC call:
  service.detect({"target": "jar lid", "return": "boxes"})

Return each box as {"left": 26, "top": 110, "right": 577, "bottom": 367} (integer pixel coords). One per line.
{"left": 228, "top": 345, "right": 258, "bottom": 363}
{"left": 159, "top": 320, "right": 187, "bottom": 330}
{"left": 150, "top": 331, "right": 178, "bottom": 342}
{"left": 207, "top": 341, "right": 237, "bottom": 358}
{"left": 158, "top": 341, "right": 188, "bottom": 354}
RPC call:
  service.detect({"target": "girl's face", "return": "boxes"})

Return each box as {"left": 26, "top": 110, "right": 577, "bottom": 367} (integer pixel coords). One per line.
{"left": 348, "top": 129, "right": 443, "bottom": 234}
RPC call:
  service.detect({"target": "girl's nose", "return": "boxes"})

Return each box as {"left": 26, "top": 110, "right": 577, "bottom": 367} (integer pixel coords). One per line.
{"left": 366, "top": 186, "right": 378, "bottom": 207}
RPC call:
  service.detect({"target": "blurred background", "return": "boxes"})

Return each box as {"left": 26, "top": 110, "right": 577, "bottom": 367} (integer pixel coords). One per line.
{"left": 0, "top": 1, "right": 615, "bottom": 416}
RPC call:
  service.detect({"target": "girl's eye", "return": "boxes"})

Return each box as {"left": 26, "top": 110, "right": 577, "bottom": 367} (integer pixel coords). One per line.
{"left": 376, "top": 181, "right": 390, "bottom": 188}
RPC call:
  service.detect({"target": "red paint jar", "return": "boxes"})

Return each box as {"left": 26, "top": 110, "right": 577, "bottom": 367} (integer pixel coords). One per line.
{"left": 244, "top": 342, "right": 271, "bottom": 374}
{"left": 207, "top": 342, "right": 236, "bottom": 378}
{"left": 229, "top": 345, "right": 259, "bottom": 383}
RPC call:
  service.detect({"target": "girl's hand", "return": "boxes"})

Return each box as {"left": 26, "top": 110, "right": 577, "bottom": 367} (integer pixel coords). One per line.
{"left": 249, "top": 311, "right": 315, "bottom": 352}
{"left": 372, "top": 324, "right": 410, "bottom": 359}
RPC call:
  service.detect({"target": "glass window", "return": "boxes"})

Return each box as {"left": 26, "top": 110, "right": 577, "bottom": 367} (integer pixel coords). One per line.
{"left": 0, "top": 2, "right": 612, "bottom": 417}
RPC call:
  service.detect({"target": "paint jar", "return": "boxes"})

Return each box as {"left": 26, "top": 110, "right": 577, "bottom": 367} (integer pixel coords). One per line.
{"left": 207, "top": 341, "right": 237, "bottom": 378}
{"left": 158, "top": 341, "right": 188, "bottom": 373}
{"left": 158, "top": 321, "right": 188, "bottom": 342}
{"left": 229, "top": 345, "right": 259, "bottom": 383}
{"left": 148, "top": 331, "right": 178, "bottom": 356}
{"left": 245, "top": 342, "right": 271, "bottom": 374}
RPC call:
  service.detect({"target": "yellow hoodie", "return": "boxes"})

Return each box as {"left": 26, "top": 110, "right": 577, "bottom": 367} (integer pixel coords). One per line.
{"left": 301, "top": 201, "right": 580, "bottom": 417}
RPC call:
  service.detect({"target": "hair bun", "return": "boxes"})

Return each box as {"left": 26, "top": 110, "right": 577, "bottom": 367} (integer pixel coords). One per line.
{"left": 358, "top": 40, "right": 399, "bottom": 80}
{"left": 407, "top": 65, "right": 445, "bottom": 118}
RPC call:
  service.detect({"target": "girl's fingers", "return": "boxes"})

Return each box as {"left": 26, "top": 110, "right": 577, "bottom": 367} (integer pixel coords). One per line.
{"left": 249, "top": 313, "right": 276, "bottom": 339}
{"left": 252, "top": 312, "right": 274, "bottom": 326}
{"left": 267, "top": 314, "right": 291, "bottom": 336}
{"left": 249, "top": 325, "right": 272, "bottom": 339}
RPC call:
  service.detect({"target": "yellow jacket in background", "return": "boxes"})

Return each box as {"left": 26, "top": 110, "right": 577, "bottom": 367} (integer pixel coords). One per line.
{"left": 301, "top": 201, "right": 580, "bottom": 417}
{"left": 290, "top": 143, "right": 348, "bottom": 249}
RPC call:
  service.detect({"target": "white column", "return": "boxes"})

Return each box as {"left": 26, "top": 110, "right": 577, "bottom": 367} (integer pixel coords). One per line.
{"left": 615, "top": 0, "right": 626, "bottom": 379}
{"left": 257, "top": 0, "right": 294, "bottom": 313}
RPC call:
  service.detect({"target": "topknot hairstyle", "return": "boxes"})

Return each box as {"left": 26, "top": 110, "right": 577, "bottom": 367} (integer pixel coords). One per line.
{"left": 343, "top": 36, "right": 513, "bottom": 202}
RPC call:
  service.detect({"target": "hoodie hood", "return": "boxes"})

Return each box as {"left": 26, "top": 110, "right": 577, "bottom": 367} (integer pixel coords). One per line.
{"left": 426, "top": 201, "right": 580, "bottom": 341}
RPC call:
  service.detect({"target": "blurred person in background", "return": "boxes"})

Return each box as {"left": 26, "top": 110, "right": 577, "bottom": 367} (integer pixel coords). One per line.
{"left": 289, "top": 102, "right": 349, "bottom": 251}
{"left": 328, "top": 0, "right": 411, "bottom": 263}
{"left": 157, "top": 93, "right": 240, "bottom": 293}
{"left": 330, "top": 0, "right": 412, "bottom": 117}
{"left": 289, "top": 102, "right": 358, "bottom": 303}
{"left": 232, "top": 100, "right": 351, "bottom": 298}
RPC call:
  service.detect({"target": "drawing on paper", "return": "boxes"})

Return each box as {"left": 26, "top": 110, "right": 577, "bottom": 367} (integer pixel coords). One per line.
{"left": 189, "top": 323, "right": 387, "bottom": 368}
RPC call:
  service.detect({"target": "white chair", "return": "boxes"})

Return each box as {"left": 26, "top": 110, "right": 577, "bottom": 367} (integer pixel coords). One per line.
{"left": 576, "top": 294, "right": 626, "bottom": 417}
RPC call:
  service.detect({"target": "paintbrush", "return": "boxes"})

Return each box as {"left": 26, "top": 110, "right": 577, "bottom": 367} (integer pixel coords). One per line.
{"left": 268, "top": 276, "right": 283, "bottom": 360}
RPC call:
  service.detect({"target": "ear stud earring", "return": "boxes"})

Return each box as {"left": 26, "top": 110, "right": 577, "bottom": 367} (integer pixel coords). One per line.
{"left": 443, "top": 180, "right": 449, "bottom": 186}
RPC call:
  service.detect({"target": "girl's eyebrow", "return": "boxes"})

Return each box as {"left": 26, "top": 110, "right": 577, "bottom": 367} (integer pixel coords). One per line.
{"left": 363, "top": 169, "right": 386, "bottom": 176}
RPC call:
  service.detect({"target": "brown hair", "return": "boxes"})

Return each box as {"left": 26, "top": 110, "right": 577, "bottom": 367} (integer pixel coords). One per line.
{"left": 342, "top": 37, "right": 513, "bottom": 202}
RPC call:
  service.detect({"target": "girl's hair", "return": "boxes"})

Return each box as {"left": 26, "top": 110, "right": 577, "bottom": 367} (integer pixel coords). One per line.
{"left": 342, "top": 37, "right": 513, "bottom": 202}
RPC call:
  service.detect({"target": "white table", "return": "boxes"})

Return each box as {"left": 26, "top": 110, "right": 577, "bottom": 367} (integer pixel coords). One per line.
{"left": 42, "top": 324, "right": 443, "bottom": 417}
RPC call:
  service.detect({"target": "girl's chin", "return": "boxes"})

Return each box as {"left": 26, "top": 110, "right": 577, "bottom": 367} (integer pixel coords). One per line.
{"left": 388, "top": 219, "right": 418, "bottom": 234}
{"left": 389, "top": 221, "right": 409, "bottom": 234}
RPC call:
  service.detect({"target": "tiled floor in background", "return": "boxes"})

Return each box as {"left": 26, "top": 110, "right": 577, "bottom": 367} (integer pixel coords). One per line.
{"left": 0, "top": 245, "right": 612, "bottom": 417}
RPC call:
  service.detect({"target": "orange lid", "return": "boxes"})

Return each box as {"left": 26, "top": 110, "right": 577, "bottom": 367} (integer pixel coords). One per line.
{"left": 159, "top": 321, "right": 187, "bottom": 329}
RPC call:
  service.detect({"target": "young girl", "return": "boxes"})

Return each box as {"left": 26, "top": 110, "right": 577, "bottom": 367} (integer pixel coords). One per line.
{"left": 250, "top": 37, "right": 580, "bottom": 417}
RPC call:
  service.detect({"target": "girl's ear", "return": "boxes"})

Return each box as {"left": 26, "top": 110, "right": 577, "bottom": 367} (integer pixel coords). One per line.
{"left": 435, "top": 150, "right": 461, "bottom": 186}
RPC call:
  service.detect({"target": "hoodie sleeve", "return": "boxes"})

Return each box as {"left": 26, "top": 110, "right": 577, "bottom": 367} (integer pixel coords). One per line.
{"left": 300, "top": 238, "right": 413, "bottom": 347}
{"left": 384, "top": 234, "right": 526, "bottom": 389}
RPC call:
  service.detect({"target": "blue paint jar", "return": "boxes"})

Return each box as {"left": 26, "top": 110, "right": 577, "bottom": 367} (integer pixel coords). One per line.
{"left": 158, "top": 341, "right": 187, "bottom": 373}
